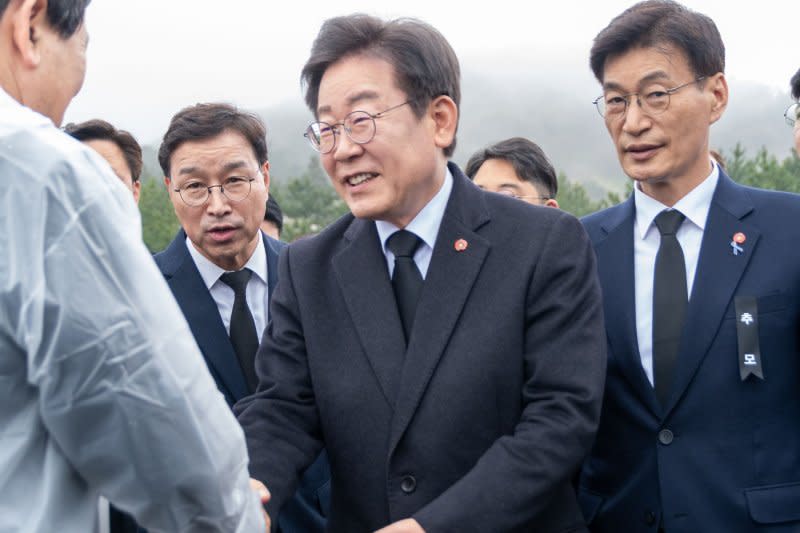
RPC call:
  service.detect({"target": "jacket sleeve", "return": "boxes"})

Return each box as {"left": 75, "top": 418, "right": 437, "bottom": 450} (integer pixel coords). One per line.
{"left": 235, "top": 243, "right": 325, "bottom": 524}
{"left": 21, "top": 157, "right": 265, "bottom": 533}
{"left": 413, "top": 212, "right": 607, "bottom": 532}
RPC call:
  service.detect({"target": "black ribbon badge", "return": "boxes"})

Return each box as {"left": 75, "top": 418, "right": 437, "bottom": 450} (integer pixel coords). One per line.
{"left": 735, "top": 296, "right": 764, "bottom": 381}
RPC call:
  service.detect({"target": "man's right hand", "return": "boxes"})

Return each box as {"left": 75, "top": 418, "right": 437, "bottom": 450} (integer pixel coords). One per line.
{"left": 249, "top": 478, "right": 271, "bottom": 531}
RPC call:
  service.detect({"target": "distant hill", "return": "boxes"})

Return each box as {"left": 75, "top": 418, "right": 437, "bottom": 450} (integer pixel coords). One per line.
{"left": 142, "top": 72, "right": 797, "bottom": 200}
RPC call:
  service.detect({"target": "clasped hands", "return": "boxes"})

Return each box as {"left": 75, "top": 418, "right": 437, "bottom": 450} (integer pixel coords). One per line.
{"left": 249, "top": 479, "right": 424, "bottom": 533}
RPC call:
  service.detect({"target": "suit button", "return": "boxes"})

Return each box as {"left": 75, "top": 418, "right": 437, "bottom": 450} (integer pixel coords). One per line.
{"left": 644, "top": 510, "right": 656, "bottom": 525}
{"left": 658, "top": 429, "right": 674, "bottom": 445}
{"left": 400, "top": 475, "right": 416, "bottom": 494}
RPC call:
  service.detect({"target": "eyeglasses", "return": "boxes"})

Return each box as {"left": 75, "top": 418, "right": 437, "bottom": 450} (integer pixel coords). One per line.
{"left": 495, "top": 189, "right": 550, "bottom": 202}
{"left": 593, "top": 76, "right": 706, "bottom": 119}
{"left": 304, "top": 101, "right": 412, "bottom": 154}
{"left": 784, "top": 102, "right": 799, "bottom": 127}
{"left": 173, "top": 176, "right": 257, "bottom": 207}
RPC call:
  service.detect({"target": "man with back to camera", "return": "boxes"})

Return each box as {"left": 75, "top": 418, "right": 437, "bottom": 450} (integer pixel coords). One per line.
{"left": 154, "top": 103, "right": 330, "bottom": 533}
{"left": 0, "top": 0, "right": 268, "bottom": 531}
{"left": 465, "top": 136, "right": 560, "bottom": 207}
{"left": 579, "top": 1, "right": 800, "bottom": 531}
{"left": 236, "top": 13, "right": 606, "bottom": 533}
{"left": 65, "top": 118, "right": 146, "bottom": 533}
{"left": 65, "top": 118, "right": 143, "bottom": 203}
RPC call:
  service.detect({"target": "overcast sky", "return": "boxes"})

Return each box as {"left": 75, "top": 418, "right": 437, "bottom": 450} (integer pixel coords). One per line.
{"left": 64, "top": 0, "right": 797, "bottom": 146}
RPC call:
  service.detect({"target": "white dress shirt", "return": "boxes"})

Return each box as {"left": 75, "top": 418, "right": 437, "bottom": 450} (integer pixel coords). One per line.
{"left": 0, "top": 87, "right": 263, "bottom": 532}
{"left": 634, "top": 162, "right": 719, "bottom": 384}
{"left": 375, "top": 166, "right": 454, "bottom": 279}
{"left": 187, "top": 234, "right": 269, "bottom": 336}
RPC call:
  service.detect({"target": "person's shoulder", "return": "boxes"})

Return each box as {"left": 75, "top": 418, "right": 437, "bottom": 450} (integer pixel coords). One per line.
{"left": 2, "top": 120, "right": 115, "bottom": 201}
{"left": 581, "top": 201, "right": 625, "bottom": 227}
{"left": 580, "top": 200, "right": 630, "bottom": 242}
{"left": 477, "top": 190, "right": 593, "bottom": 256}
{"left": 264, "top": 233, "right": 287, "bottom": 253}
{"left": 736, "top": 182, "right": 800, "bottom": 213}
{"left": 153, "top": 231, "right": 187, "bottom": 273}
{"left": 481, "top": 188, "right": 571, "bottom": 229}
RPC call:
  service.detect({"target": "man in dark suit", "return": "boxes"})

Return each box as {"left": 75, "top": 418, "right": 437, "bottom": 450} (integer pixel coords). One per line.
{"left": 579, "top": 2, "right": 800, "bottom": 531}
{"left": 235, "top": 14, "right": 606, "bottom": 533}
{"left": 153, "top": 103, "right": 329, "bottom": 533}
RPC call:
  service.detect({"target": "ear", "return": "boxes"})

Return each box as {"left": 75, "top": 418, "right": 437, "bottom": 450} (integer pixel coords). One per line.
{"left": 428, "top": 95, "right": 458, "bottom": 152}
{"left": 260, "top": 161, "right": 271, "bottom": 190}
{"left": 545, "top": 198, "right": 559, "bottom": 208}
{"left": 163, "top": 176, "right": 171, "bottom": 189}
{"left": 706, "top": 72, "right": 728, "bottom": 125}
{"left": 132, "top": 180, "right": 141, "bottom": 204}
{"left": 9, "top": 0, "right": 47, "bottom": 68}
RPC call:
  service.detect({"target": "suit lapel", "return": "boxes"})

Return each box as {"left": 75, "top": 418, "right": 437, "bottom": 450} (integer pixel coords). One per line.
{"left": 333, "top": 218, "right": 408, "bottom": 408}
{"left": 160, "top": 232, "right": 250, "bottom": 402}
{"left": 594, "top": 197, "right": 661, "bottom": 417}
{"left": 263, "top": 233, "right": 283, "bottom": 299}
{"left": 662, "top": 173, "right": 758, "bottom": 415}
{"left": 389, "top": 166, "right": 491, "bottom": 453}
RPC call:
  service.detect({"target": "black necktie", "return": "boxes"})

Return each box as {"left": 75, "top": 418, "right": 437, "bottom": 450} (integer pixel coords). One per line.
{"left": 387, "top": 230, "right": 424, "bottom": 341}
{"left": 652, "top": 209, "right": 687, "bottom": 406}
{"left": 220, "top": 269, "right": 259, "bottom": 392}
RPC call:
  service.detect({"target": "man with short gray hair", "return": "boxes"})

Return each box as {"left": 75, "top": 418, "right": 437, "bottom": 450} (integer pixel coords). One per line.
{"left": 237, "top": 13, "right": 605, "bottom": 533}
{"left": 0, "top": 1, "right": 267, "bottom": 531}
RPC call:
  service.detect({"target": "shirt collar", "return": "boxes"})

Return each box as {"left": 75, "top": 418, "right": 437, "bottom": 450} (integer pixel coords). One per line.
{"left": 633, "top": 160, "right": 719, "bottom": 239}
{"left": 375, "top": 165, "right": 453, "bottom": 251}
{"left": 0, "top": 86, "right": 54, "bottom": 130}
{"left": 186, "top": 232, "right": 267, "bottom": 289}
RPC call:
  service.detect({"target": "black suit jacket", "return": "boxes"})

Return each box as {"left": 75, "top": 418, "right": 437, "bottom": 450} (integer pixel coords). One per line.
{"left": 153, "top": 230, "right": 330, "bottom": 533}
{"left": 579, "top": 172, "right": 800, "bottom": 531}
{"left": 236, "top": 163, "right": 606, "bottom": 532}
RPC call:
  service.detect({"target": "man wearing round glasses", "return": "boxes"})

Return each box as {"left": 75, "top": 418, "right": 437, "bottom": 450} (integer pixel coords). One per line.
{"left": 154, "top": 103, "right": 330, "bottom": 533}
{"left": 237, "top": 13, "right": 606, "bottom": 533}
{"left": 580, "top": 1, "right": 800, "bottom": 531}
{"left": 787, "top": 68, "right": 800, "bottom": 152}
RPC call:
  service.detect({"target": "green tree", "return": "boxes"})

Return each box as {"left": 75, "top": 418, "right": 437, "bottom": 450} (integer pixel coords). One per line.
{"left": 557, "top": 173, "right": 628, "bottom": 217}
{"left": 722, "top": 144, "right": 800, "bottom": 193}
{"left": 271, "top": 157, "right": 349, "bottom": 241}
{"left": 139, "top": 176, "right": 180, "bottom": 252}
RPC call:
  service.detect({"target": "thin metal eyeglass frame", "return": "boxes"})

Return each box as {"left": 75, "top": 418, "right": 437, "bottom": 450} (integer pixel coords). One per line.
{"left": 303, "top": 100, "right": 413, "bottom": 154}
{"left": 174, "top": 177, "right": 257, "bottom": 207}
{"left": 592, "top": 76, "right": 706, "bottom": 119}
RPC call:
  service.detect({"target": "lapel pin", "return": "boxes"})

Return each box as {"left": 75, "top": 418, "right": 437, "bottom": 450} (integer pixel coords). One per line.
{"left": 731, "top": 232, "right": 746, "bottom": 256}
{"left": 454, "top": 238, "right": 468, "bottom": 252}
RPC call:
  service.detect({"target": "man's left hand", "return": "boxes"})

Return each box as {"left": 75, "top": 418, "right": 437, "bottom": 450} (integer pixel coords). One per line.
{"left": 373, "top": 518, "right": 425, "bottom": 533}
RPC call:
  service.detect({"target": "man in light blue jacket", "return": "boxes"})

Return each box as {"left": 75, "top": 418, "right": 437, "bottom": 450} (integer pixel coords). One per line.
{"left": 0, "top": 1, "right": 268, "bottom": 531}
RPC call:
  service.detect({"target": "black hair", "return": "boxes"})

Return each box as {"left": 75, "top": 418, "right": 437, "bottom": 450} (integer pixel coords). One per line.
{"left": 465, "top": 137, "right": 558, "bottom": 198}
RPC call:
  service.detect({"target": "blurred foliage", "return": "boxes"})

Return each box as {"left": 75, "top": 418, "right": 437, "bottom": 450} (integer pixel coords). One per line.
{"left": 722, "top": 143, "right": 800, "bottom": 193}
{"left": 139, "top": 176, "right": 179, "bottom": 252}
{"left": 270, "top": 157, "right": 349, "bottom": 242}
{"left": 557, "top": 173, "right": 631, "bottom": 217}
